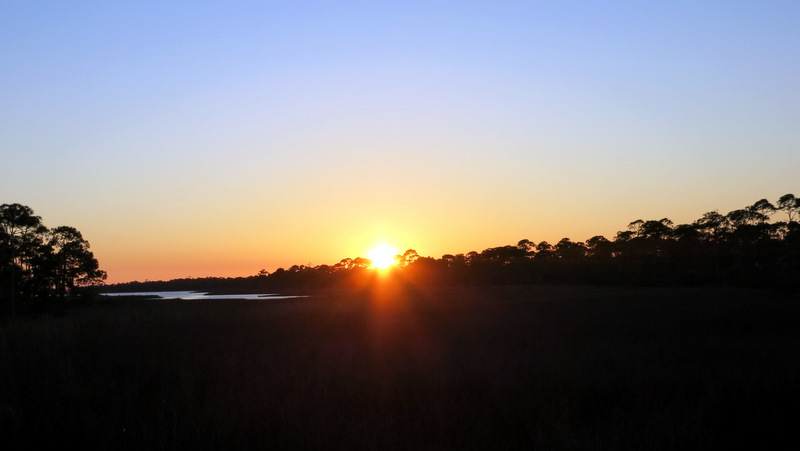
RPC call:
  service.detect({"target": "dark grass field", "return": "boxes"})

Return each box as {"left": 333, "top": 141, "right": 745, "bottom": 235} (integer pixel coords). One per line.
{"left": 2, "top": 284, "right": 799, "bottom": 449}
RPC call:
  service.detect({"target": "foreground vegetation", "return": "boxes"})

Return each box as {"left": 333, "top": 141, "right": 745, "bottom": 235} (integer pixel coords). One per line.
{"left": 2, "top": 284, "right": 798, "bottom": 449}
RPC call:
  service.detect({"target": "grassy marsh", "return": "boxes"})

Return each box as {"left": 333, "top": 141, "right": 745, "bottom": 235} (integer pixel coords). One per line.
{"left": 1, "top": 285, "right": 798, "bottom": 449}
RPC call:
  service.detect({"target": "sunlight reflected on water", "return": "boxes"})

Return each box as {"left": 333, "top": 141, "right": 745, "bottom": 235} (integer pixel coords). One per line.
{"left": 101, "top": 291, "right": 305, "bottom": 300}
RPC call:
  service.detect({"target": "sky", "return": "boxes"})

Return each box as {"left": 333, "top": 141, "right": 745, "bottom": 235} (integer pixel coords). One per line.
{"left": 2, "top": 0, "right": 798, "bottom": 283}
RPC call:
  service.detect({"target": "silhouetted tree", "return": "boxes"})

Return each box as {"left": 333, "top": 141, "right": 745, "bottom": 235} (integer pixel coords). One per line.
{"left": 694, "top": 211, "right": 726, "bottom": 242}
{"left": 749, "top": 198, "right": 776, "bottom": 217}
{"left": 585, "top": 235, "right": 612, "bottom": 259}
{"left": 1, "top": 204, "right": 106, "bottom": 316}
{"left": 517, "top": 239, "right": 536, "bottom": 256}
{"left": 554, "top": 238, "right": 586, "bottom": 260}
{"left": 777, "top": 194, "right": 800, "bottom": 223}
{"left": 397, "top": 249, "right": 420, "bottom": 267}
{"left": 1, "top": 204, "right": 47, "bottom": 317}
{"left": 534, "top": 241, "right": 553, "bottom": 259}
{"left": 47, "top": 226, "right": 107, "bottom": 298}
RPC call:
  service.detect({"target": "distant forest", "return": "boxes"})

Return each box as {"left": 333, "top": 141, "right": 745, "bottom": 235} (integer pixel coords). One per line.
{"left": 107, "top": 194, "right": 800, "bottom": 294}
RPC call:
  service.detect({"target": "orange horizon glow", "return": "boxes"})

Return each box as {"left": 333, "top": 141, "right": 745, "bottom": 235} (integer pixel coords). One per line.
{"left": 85, "top": 190, "right": 798, "bottom": 285}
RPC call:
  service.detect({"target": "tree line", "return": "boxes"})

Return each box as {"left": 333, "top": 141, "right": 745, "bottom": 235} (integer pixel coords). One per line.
{"left": 109, "top": 194, "right": 800, "bottom": 294}
{"left": 1, "top": 204, "right": 107, "bottom": 317}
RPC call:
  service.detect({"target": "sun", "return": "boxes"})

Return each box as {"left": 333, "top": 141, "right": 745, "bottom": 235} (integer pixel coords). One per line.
{"left": 367, "top": 243, "right": 398, "bottom": 269}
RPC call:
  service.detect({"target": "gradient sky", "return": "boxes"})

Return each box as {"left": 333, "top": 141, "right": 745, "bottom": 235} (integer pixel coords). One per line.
{"left": 2, "top": 1, "right": 798, "bottom": 283}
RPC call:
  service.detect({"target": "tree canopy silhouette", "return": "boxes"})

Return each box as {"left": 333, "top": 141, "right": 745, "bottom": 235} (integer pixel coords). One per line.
{"left": 1, "top": 204, "right": 107, "bottom": 317}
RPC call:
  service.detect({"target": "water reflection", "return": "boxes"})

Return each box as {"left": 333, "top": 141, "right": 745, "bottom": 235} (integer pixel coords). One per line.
{"left": 101, "top": 291, "right": 305, "bottom": 300}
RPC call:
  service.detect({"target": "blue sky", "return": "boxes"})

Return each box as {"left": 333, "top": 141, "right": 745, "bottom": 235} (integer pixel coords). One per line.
{"left": 2, "top": 1, "right": 798, "bottom": 282}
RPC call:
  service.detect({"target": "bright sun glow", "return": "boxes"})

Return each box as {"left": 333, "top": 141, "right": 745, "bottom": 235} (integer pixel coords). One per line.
{"left": 367, "top": 243, "right": 398, "bottom": 269}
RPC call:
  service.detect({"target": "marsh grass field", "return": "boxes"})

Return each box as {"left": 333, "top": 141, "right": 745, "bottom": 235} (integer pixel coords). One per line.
{"left": 2, "top": 284, "right": 799, "bottom": 449}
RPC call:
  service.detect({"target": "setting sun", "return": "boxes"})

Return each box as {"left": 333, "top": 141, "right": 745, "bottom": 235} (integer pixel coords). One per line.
{"left": 367, "top": 244, "right": 398, "bottom": 269}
